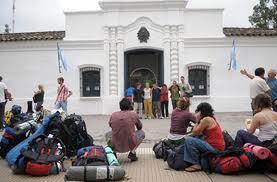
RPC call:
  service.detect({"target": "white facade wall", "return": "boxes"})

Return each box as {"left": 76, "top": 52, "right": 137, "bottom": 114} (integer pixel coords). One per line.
{"left": 1, "top": 0, "right": 277, "bottom": 114}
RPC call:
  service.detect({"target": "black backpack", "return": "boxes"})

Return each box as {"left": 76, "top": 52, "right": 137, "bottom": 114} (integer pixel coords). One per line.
{"left": 167, "top": 145, "right": 191, "bottom": 170}
{"left": 222, "top": 130, "right": 234, "bottom": 149}
{"left": 46, "top": 114, "right": 94, "bottom": 157}
{"left": 19, "top": 135, "right": 66, "bottom": 176}
{"left": 153, "top": 139, "right": 177, "bottom": 161}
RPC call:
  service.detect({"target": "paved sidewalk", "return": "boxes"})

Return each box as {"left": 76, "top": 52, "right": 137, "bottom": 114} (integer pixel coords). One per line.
{"left": 0, "top": 112, "right": 276, "bottom": 182}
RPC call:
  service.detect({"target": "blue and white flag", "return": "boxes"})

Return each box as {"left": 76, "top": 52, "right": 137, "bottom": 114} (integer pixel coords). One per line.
{"left": 57, "top": 43, "right": 68, "bottom": 72}
{"left": 228, "top": 40, "right": 237, "bottom": 71}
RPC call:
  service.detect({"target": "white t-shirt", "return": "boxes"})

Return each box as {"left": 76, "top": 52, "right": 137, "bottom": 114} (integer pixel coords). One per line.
{"left": 250, "top": 76, "right": 270, "bottom": 99}
{"left": 144, "top": 88, "right": 152, "bottom": 99}
{"left": 0, "top": 82, "right": 7, "bottom": 103}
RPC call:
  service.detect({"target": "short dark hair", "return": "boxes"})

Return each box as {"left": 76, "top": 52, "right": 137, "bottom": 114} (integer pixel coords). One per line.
{"left": 254, "top": 67, "right": 265, "bottom": 77}
{"left": 195, "top": 102, "right": 214, "bottom": 119}
{"left": 181, "top": 76, "right": 184, "bottom": 79}
{"left": 254, "top": 94, "right": 272, "bottom": 110}
{"left": 120, "top": 98, "right": 132, "bottom": 111}
{"left": 0, "top": 76, "right": 2, "bottom": 82}
{"left": 58, "top": 77, "right": 64, "bottom": 83}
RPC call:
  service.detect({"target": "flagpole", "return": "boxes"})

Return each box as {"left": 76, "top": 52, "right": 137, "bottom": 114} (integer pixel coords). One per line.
{"left": 57, "top": 42, "right": 61, "bottom": 73}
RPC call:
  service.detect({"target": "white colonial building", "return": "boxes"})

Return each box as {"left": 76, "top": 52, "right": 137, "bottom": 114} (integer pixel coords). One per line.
{"left": 1, "top": 0, "right": 277, "bottom": 114}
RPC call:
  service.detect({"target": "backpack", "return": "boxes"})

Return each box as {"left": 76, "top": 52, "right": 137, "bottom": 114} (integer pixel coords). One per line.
{"left": 0, "top": 127, "right": 29, "bottom": 158}
{"left": 222, "top": 130, "right": 234, "bottom": 149}
{"left": 73, "top": 145, "right": 108, "bottom": 166}
{"left": 45, "top": 114, "right": 94, "bottom": 157}
{"left": 153, "top": 139, "right": 177, "bottom": 161}
{"left": 20, "top": 135, "right": 66, "bottom": 176}
{"left": 167, "top": 145, "right": 191, "bottom": 170}
{"left": 201, "top": 148, "right": 256, "bottom": 174}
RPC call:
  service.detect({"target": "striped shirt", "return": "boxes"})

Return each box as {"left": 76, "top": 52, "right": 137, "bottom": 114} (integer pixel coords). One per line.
{"left": 57, "top": 84, "right": 69, "bottom": 102}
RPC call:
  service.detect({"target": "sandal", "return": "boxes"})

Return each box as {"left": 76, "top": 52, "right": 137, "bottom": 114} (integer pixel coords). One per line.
{"left": 185, "top": 164, "right": 202, "bottom": 172}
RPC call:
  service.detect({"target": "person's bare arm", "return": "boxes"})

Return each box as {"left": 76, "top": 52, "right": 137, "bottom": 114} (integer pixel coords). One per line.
{"left": 4, "top": 89, "right": 12, "bottom": 101}
{"left": 240, "top": 69, "right": 255, "bottom": 79}
{"left": 246, "top": 115, "right": 260, "bottom": 134}
{"left": 192, "top": 117, "right": 210, "bottom": 136}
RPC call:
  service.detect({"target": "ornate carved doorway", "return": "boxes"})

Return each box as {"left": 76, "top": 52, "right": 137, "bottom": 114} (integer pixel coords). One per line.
{"left": 124, "top": 49, "right": 164, "bottom": 89}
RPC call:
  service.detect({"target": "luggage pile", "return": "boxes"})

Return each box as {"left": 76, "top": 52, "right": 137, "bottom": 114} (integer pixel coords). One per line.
{"left": 0, "top": 105, "right": 126, "bottom": 181}
{"left": 65, "top": 145, "right": 126, "bottom": 181}
{"left": 153, "top": 131, "right": 277, "bottom": 174}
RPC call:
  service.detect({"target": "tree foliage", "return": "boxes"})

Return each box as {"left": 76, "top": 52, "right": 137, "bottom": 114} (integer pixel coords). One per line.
{"left": 249, "top": 0, "right": 277, "bottom": 28}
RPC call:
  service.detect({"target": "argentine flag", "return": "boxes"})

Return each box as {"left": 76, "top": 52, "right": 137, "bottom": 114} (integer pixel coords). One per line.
{"left": 57, "top": 43, "right": 68, "bottom": 72}
{"left": 229, "top": 40, "right": 237, "bottom": 71}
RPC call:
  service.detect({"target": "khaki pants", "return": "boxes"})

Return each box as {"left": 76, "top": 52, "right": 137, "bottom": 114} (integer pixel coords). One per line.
{"left": 144, "top": 99, "right": 153, "bottom": 118}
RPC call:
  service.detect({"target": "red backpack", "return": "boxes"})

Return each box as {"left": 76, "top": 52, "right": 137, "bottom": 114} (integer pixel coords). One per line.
{"left": 201, "top": 148, "right": 256, "bottom": 174}
{"left": 73, "top": 145, "right": 108, "bottom": 166}
{"left": 21, "top": 135, "right": 66, "bottom": 176}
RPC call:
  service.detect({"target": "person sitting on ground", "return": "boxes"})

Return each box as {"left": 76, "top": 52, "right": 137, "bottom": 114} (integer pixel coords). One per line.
{"left": 182, "top": 102, "right": 225, "bottom": 172}
{"left": 105, "top": 98, "right": 145, "bottom": 161}
{"left": 168, "top": 97, "right": 196, "bottom": 145}
{"left": 241, "top": 68, "right": 277, "bottom": 112}
{"left": 234, "top": 94, "right": 277, "bottom": 148}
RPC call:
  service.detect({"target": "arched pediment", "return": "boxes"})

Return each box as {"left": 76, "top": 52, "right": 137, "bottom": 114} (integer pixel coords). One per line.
{"left": 123, "top": 16, "right": 164, "bottom": 33}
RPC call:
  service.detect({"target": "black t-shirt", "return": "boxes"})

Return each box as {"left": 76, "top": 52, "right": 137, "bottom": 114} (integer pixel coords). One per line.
{"left": 133, "top": 89, "right": 144, "bottom": 103}
{"left": 34, "top": 91, "right": 44, "bottom": 103}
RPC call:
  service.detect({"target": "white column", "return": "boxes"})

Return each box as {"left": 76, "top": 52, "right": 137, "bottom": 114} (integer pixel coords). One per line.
{"left": 109, "top": 27, "right": 118, "bottom": 96}
{"left": 178, "top": 25, "right": 185, "bottom": 77}
{"left": 103, "top": 27, "right": 110, "bottom": 97}
{"left": 163, "top": 25, "right": 171, "bottom": 85}
{"left": 170, "top": 26, "right": 179, "bottom": 82}
{"left": 117, "top": 26, "right": 124, "bottom": 97}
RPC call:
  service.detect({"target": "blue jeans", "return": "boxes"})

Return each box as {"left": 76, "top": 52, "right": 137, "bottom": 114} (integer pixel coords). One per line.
{"left": 183, "top": 137, "right": 217, "bottom": 164}
{"left": 55, "top": 101, "right": 67, "bottom": 113}
{"left": 234, "top": 129, "right": 262, "bottom": 148}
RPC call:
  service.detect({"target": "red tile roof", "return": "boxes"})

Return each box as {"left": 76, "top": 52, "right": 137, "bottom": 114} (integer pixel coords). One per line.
{"left": 223, "top": 27, "right": 277, "bottom": 36}
{"left": 0, "top": 28, "right": 277, "bottom": 42}
{"left": 0, "top": 31, "right": 65, "bottom": 42}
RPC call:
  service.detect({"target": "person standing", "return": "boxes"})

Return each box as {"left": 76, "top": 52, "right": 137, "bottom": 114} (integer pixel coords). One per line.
{"left": 160, "top": 84, "right": 169, "bottom": 119}
{"left": 179, "top": 76, "right": 193, "bottom": 98}
{"left": 169, "top": 81, "right": 180, "bottom": 110}
{"left": 143, "top": 82, "right": 154, "bottom": 119}
{"left": 55, "top": 77, "right": 72, "bottom": 113}
{"left": 0, "top": 76, "right": 12, "bottom": 131}
{"left": 241, "top": 68, "right": 277, "bottom": 112}
{"left": 133, "top": 83, "right": 144, "bottom": 119}
{"left": 33, "top": 84, "right": 44, "bottom": 111}
{"left": 152, "top": 83, "right": 161, "bottom": 119}
{"left": 240, "top": 68, "right": 271, "bottom": 113}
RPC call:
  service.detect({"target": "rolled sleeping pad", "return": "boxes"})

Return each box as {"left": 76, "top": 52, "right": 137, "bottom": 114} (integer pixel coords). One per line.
{"left": 13, "top": 120, "right": 39, "bottom": 135}
{"left": 104, "top": 146, "right": 119, "bottom": 166}
{"left": 243, "top": 143, "right": 271, "bottom": 160}
{"left": 6, "top": 112, "right": 59, "bottom": 166}
{"left": 65, "top": 166, "right": 126, "bottom": 181}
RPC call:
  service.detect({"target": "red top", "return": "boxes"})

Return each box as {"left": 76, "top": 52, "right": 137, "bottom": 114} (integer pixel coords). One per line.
{"left": 160, "top": 88, "right": 169, "bottom": 102}
{"left": 203, "top": 117, "right": 225, "bottom": 151}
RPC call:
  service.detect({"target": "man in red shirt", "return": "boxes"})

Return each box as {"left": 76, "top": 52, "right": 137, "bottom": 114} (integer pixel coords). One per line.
{"left": 105, "top": 98, "right": 145, "bottom": 161}
{"left": 55, "top": 77, "right": 72, "bottom": 113}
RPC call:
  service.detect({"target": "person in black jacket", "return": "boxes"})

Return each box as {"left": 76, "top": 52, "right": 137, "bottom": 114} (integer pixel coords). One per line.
{"left": 33, "top": 84, "right": 44, "bottom": 111}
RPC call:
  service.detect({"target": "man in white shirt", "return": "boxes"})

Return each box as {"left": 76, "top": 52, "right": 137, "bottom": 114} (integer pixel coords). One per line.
{"left": 0, "top": 76, "right": 12, "bottom": 131}
{"left": 248, "top": 68, "right": 270, "bottom": 113}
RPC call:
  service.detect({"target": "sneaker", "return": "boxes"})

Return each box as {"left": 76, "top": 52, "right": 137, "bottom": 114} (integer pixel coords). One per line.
{"left": 160, "top": 117, "right": 164, "bottom": 119}
{"left": 128, "top": 152, "right": 138, "bottom": 161}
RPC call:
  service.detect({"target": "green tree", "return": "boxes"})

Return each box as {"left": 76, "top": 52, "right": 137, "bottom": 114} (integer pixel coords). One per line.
{"left": 249, "top": 0, "right": 272, "bottom": 28}
{"left": 273, "top": 0, "right": 277, "bottom": 27}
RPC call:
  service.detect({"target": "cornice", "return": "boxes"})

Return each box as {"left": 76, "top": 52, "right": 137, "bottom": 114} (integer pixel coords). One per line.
{"left": 99, "top": 0, "right": 188, "bottom": 11}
